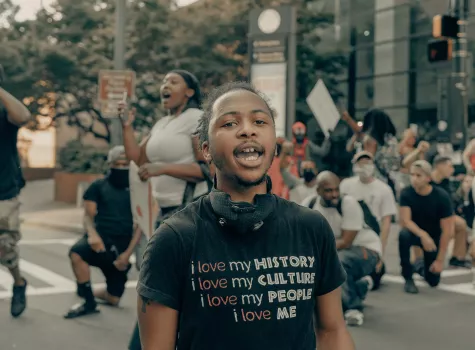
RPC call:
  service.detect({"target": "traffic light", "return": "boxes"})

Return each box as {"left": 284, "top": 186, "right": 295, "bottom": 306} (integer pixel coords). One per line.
{"left": 432, "top": 15, "right": 459, "bottom": 39}
{"left": 428, "top": 39, "right": 453, "bottom": 62}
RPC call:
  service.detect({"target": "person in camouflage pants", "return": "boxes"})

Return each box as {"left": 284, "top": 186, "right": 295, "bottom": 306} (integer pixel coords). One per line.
{"left": 0, "top": 66, "right": 31, "bottom": 318}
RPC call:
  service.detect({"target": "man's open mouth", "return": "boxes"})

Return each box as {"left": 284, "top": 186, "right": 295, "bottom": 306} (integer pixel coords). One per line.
{"left": 234, "top": 145, "right": 264, "bottom": 162}
{"left": 161, "top": 92, "right": 171, "bottom": 100}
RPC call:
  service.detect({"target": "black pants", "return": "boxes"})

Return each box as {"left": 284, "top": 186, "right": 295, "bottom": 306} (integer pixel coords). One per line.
{"left": 70, "top": 235, "right": 131, "bottom": 297}
{"left": 398, "top": 229, "right": 441, "bottom": 287}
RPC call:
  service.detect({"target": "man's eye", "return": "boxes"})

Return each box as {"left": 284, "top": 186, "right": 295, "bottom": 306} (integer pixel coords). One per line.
{"left": 222, "top": 121, "right": 236, "bottom": 127}
{"left": 255, "top": 120, "right": 266, "bottom": 125}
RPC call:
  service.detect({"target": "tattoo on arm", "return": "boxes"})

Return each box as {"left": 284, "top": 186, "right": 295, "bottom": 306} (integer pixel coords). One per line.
{"left": 141, "top": 296, "right": 151, "bottom": 313}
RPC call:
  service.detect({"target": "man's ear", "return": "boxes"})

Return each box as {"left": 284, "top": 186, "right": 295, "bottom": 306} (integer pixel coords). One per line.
{"left": 202, "top": 141, "right": 212, "bottom": 163}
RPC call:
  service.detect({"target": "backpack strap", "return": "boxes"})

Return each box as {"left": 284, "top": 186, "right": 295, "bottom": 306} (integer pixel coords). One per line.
{"left": 308, "top": 196, "right": 318, "bottom": 209}
{"left": 335, "top": 196, "right": 345, "bottom": 216}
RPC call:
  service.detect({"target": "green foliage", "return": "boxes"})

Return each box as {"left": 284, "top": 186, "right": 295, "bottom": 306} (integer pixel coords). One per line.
{"left": 58, "top": 140, "right": 109, "bottom": 174}
{"left": 2, "top": 0, "right": 347, "bottom": 137}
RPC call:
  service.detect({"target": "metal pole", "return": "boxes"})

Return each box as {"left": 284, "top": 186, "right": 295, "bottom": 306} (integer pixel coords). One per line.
{"left": 452, "top": 0, "right": 470, "bottom": 147}
{"left": 110, "top": 0, "right": 126, "bottom": 146}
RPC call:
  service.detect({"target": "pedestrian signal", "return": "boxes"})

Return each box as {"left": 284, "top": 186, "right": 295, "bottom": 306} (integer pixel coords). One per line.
{"left": 432, "top": 14, "right": 459, "bottom": 39}
{"left": 427, "top": 39, "right": 452, "bottom": 63}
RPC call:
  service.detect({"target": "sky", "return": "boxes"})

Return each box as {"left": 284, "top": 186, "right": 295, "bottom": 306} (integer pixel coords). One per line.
{"left": 13, "top": 0, "right": 198, "bottom": 21}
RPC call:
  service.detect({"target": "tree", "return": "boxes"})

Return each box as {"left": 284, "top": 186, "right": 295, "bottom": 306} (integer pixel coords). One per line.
{"left": 2, "top": 0, "right": 346, "bottom": 141}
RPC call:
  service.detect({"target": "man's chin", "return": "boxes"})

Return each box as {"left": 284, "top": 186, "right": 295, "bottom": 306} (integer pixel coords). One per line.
{"left": 235, "top": 174, "right": 267, "bottom": 188}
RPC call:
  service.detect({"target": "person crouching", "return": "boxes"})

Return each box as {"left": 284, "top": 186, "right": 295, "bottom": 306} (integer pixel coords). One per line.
{"left": 64, "top": 146, "right": 140, "bottom": 319}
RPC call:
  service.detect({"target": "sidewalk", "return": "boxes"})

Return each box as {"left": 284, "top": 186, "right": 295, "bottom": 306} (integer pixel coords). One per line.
{"left": 19, "top": 179, "right": 83, "bottom": 233}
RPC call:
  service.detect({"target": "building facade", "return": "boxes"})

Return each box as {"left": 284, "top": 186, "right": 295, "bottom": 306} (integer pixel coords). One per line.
{"left": 334, "top": 0, "right": 475, "bottom": 135}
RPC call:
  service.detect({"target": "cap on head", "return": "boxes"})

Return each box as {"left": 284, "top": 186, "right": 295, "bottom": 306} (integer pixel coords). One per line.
{"left": 411, "top": 160, "right": 432, "bottom": 176}
{"left": 352, "top": 151, "right": 374, "bottom": 164}
{"left": 107, "top": 146, "right": 126, "bottom": 164}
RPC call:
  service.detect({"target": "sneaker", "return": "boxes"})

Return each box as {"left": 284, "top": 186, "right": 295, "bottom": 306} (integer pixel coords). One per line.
{"left": 449, "top": 257, "right": 470, "bottom": 268}
{"left": 64, "top": 302, "right": 100, "bottom": 319}
{"left": 344, "top": 309, "right": 364, "bottom": 327}
{"left": 404, "top": 279, "right": 419, "bottom": 294}
{"left": 11, "top": 279, "right": 27, "bottom": 318}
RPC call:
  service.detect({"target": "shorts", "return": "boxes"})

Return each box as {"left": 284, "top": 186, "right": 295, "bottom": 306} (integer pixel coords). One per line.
{"left": 69, "top": 235, "right": 131, "bottom": 298}
{"left": 0, "top": 197, "right": 21, "bottom": 269}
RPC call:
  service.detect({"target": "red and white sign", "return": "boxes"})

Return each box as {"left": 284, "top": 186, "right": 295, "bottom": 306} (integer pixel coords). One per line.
{"left": 98, "top": 70, "right": 136, "bottom": 117}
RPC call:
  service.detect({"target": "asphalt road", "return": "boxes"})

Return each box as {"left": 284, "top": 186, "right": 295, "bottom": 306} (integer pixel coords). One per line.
{"left": 1, "top": 224, "right": 474, "bottom": 350}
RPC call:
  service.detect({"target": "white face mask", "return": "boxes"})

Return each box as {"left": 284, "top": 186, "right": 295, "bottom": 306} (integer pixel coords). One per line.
{"left": 353, "top": 164, "right": 375, "bottom": 179}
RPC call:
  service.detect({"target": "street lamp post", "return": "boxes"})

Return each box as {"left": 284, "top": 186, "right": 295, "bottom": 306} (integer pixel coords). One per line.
{"left": 451, "top": 0, "right": 470, "bottom": 147}
{"left": 110, "top": 0, "right": 127, "bottom": 146}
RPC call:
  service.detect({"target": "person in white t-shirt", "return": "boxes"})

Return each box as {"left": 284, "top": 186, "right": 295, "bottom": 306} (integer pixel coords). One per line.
{"left": 301, "top": 171, "right": 380, "bottom": 327}
{"left": 340, "top": 151, "right": 397, "bottom": 289}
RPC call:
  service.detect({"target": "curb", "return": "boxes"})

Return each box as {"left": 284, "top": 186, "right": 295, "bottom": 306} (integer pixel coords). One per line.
{"left": 20, "top": 218, "right": 84, "bottom": 234}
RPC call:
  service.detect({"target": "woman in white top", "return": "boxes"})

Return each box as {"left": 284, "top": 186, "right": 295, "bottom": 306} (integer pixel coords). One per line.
{"left": 121, "top": 70, "right": 208, "bottom": 219}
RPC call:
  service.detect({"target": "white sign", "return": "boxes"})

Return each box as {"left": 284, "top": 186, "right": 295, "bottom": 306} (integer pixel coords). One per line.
{"left": 251, "top": 63, "right": 287, "bottom": 138}
{"left": 129, "top": 161, "right": 159, "bottom": 239}
{"left": 306, "top": 79, "right": 340, "bottom": 137}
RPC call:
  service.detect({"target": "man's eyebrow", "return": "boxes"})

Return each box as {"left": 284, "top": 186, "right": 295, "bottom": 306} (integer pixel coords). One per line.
{"left": 217, "top": 109, "right": 271, "bottom": 119}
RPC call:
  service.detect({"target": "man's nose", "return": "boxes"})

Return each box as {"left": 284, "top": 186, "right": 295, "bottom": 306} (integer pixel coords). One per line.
{"left": 238, "top": 120, "right": 257, "bottom": 138}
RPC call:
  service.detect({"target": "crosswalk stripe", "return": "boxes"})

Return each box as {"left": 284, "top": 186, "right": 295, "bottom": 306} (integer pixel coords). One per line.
{"left": 0, "top": 267, "right": 14, "bottom": 290}
{"left": 383, "top": 274, "right": 475, "bottom": 296}
{"left": 19, "top": 259, "right": 75, "bottom": 289}
{"left": 0, "top": 280, "right": 138, "bottom": 300}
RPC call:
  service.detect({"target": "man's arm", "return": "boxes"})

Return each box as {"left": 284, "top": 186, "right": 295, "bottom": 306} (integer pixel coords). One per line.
{"left": 315, "top": 288, "right": 355, "bottom": 350}
{"left": 437, "top": 216, "right": 454, "bottom": 263}
{"left": 399, "top": 207, "right": 428, "bottom": 238}
{"left": 123, "top": 224, "right": 143, "bottom": 258}
{"left": 83, "top": 200, "right": 99, "bottom": 238}
{"left": 138, "top": 298, "right": 178, "bottom": 350}
{"left": 0, "top": 87, "right": 31, "bottom": 127}
{"left": 335, "top": 230, "right": 358, "bottom": 250}
{"left": 280, "top": 167, "right": 301, "bottom": 190}
{"left": 379, "top": 215, "right": 392, "bottom": 256}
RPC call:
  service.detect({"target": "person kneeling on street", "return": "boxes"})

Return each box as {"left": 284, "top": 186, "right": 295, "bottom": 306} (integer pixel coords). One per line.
{"left": 302, "top": 171, "right": 381, "bottom": 327}
{"left": 64, "top": 146, "right": 141, "bottom": 319}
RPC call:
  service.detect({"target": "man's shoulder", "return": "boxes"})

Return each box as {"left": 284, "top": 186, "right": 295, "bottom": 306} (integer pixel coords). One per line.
{"left": 340, "top": 176, "right": 358, "bottom": 188}
{"left": 275, "top": 196, "right": 328, "bottom": 226}
{"left": 432, "top": 185, "right": 451, "bottom": 200}
{"left": 162, "top": 196, "right": 208, "bottom": 237}
{"left": 373, "top": 178, "right": 393, "bottom": 193}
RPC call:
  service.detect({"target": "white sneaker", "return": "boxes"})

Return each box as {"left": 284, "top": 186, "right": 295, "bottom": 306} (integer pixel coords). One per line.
{"left": 361, "top": 275, "right": 374, "bottom": 291}
{"left": 344, "top": 309, "right": 364, "bottom": 327}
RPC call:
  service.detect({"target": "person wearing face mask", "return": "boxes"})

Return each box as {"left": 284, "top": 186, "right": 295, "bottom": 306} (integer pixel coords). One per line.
{"left": 340, "top": 152, "right": 397, "bottom": 290}
{"left": 64, "top": 146, "right": 142, "bottom": 319}
{"left": 278, "top": 141, "right": 318, "bottom": 204}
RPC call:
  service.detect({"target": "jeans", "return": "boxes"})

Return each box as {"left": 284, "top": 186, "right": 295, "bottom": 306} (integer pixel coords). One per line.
{"left": 339, "top": 246, "right": 379, "bottom": 311}
{"left": 398, "top": 229, "right": 441, "bottom": 287}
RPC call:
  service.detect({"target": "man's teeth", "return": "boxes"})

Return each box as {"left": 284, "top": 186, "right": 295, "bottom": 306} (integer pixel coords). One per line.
{"left": 244, "top": 155, "right": 258, "bottom": 161}
{"left": 243, "top": 148, "right": 255, "bottom": 153}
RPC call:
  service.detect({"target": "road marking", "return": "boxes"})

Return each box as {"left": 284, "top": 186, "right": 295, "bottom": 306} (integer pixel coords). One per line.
{"left": 383, "top": 274, "right": 475, "bottom": 296}
{"left": 19, "top": 239, "right": 76, "bottom": 246}
{"left": 19, "top": 259, "right": 76, "bottom": 289}
{"left": 0, "top": 280, "right": 138, "bottom": 300}
{"left": 0, "top": 268, "right": 14, "bottom": 290}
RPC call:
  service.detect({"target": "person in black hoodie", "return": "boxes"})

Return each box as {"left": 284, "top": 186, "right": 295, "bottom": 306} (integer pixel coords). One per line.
{"left": 64, "top": 146, "right": 141, "bottom": 319}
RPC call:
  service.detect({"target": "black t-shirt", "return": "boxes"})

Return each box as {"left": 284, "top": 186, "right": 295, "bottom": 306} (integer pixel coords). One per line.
{"left": 0, "top": 108, "right": 24, "bottom": 200}
{"left": 138, "top": 195, "right": 346, "bottom": 350}
{"left": 83, "top": 178, "right": 133, "bottom": 239}
{"left": 399, "top": 186, "right": 453, "bottom": 239}
{"left": 430, "top": 178, "right": 452, "bottom": 197}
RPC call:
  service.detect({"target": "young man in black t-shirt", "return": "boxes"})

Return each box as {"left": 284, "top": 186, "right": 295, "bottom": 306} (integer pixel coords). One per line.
{"left": 431, "top": 155, "right": 468, "bottom": 267}
{"left": 0, "top": 77, "right": 32, "bottom": 318}
{"left": 64, "top": 146, "right": 141, "bottom": 319}
{"left": 137, "top": 82, "right": 354, "bottom": 350}
{"left": 399, "top": 160, "right": 454, "bottom": 294}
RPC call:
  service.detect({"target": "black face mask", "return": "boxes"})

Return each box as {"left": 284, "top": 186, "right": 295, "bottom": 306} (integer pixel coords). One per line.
{"left": 302, "top": 169, "right": 316, "bottom": 183}
{"left": 294, "top": 134, "right": 305, "bottom": 143}
{"left": 108, "top": 168, "right": 129, "bottom": 189}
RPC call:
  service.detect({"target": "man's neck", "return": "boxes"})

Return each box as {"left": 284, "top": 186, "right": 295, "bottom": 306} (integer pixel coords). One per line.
{"left": 431, "top": 170, "right": 445, "bottom": 183}
{"left": 216, "top": 175, "right": 268, "bottom": 203}
{"left": 359, "top": 176, "right": 374, "bottom": 184}
{"left": 415, "top": 184, "right": 432, "bottom": 196}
